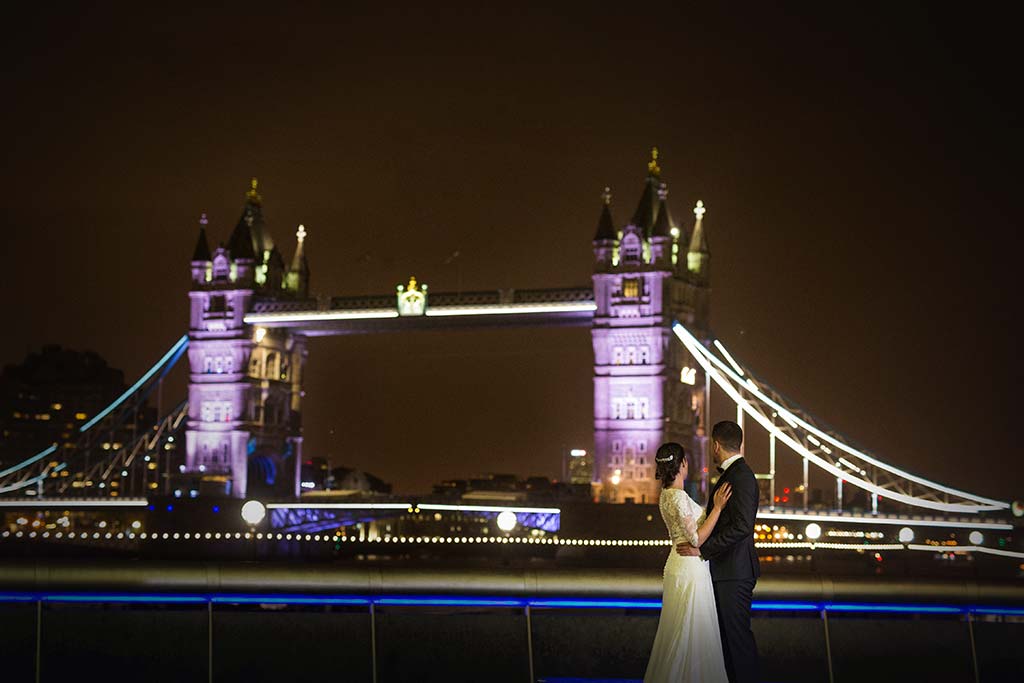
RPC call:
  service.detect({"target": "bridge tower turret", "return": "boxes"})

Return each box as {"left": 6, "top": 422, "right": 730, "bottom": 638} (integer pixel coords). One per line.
{"left": 591, "top": 149, "right": 712, "bottom": 503}
{"left": 184, "top": 180, "right": 307, "bottom": 499}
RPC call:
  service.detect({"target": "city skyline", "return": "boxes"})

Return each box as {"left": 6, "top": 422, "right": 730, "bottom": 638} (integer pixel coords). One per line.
{"left": 1, "top": 3, "right": 1018, "bottom": 500}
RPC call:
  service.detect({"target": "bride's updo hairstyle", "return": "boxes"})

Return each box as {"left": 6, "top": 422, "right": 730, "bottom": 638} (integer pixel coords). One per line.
{"left": 655, "top": 442, "right": 686, "bottom": 488}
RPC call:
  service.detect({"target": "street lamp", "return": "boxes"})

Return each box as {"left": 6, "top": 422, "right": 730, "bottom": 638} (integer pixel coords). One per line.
{"left": 241, "top": 500, "right": 266, "bottom": 526}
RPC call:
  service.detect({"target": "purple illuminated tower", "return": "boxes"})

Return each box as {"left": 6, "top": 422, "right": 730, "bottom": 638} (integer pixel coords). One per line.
{"left": 184, "top": 180, "right": 311, "bottom": 499}
{"left": 591, "top": 149, "right": 712, "bottom": 503}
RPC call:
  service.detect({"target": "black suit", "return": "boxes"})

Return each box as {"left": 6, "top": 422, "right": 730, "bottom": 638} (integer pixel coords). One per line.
{"left": 702, "top": 457, "right": 760, "bottom": 683}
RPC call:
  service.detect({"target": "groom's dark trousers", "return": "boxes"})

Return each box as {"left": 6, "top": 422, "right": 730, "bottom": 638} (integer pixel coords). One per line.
{"left": 702, "top": 458, "right": 760, "bottom": 683}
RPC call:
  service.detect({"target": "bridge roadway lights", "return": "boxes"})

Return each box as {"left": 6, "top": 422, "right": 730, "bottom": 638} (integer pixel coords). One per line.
{"left": 968, "top": 530, "right": 984, "bottom": 545}
{"left": 898, "top": 527, "right": 914, "bottom": 543}
{"left": 804, "top": 522, "right": 822, "bottom": 540}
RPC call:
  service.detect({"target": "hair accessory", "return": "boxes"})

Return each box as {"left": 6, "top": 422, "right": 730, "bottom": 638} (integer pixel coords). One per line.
{"left": 655, "top": 454, "right": 674, "bottom": 462}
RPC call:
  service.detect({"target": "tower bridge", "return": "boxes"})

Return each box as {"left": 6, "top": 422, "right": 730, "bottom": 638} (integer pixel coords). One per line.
{"left": 0, "top": 150, "right": 1016, "bottom": 534}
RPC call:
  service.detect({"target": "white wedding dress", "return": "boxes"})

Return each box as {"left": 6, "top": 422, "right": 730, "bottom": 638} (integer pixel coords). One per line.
{"left": 643, "top": 487, "right": 729, "bottom": 682}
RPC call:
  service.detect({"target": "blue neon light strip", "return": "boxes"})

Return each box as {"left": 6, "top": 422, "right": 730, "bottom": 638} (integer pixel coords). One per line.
{"left": 0, "top": 445, "right": 57, "bottom": 479}
{"left": 79, "top": 335, "right": 189, "bottom": 432}
{"left": 825, "top": 603, "right": 964, "bottom": 614}
{"left": 530, "top": 599, "right": 661, "bottom": 609}
{"left": 751, "top": 602, "right": 821, "bottom": 611}
{"left": 0, "top": 593, "right": 1020, "bottom": 616}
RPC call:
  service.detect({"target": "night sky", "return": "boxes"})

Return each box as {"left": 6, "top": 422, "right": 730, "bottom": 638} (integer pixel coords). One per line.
{"left": 2, "top": 4, "right": 1018, "bottom": 501}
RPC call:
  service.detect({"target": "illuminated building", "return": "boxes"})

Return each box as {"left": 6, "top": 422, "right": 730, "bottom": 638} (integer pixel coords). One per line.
{"left": 591, "top": 149, "right": 711, "bottom": 503}
{"left": 183, "top": 180, "right": 311, "bottom": 498}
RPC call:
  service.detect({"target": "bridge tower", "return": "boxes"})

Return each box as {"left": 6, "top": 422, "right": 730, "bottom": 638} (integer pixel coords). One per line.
{"left": 591, "top": 149, "right": 712, "bottom": 503}
{"left": 184, "top": 180, "right": 311, "bottom": 499}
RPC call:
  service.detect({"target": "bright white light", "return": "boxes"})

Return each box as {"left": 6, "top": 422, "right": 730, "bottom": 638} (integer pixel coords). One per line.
{"left": 805, "top": 523, "right": 822, "bottom": 540}
{"left": 300, "top": 481, "right": 316, "bottom": 489}
{"left": 1012, "top": 501, "right": 1024, "bottom": 518}
{"left": 268, "top": 502, "right": 412, "bottom": 510}
{"left": 254, "top": 327, "right": 267, "bottom": 343}
{"left": 240, "top": 500, "right": 266, "bottom": 525}
{"left": 425, "top": 302, "right": 596, "bottom": 317}
{"left": 713, "top": 339, "right": 745, "bottom": 377}
{"left": 496, "top": 510, "right": 518, "bottom": 532}
{"left": 610, "top": 473, "right": 621, "bottom": 486}
{"left": 418, "top": 503, "right": 560, "bottom": 515}
{"left": 131, "top": 521, "right": 141, "bottom": 529}
{"left": 569, "top": 449, "right": 587, "bottom": 457}
{"left": 756, "top": 511, "right": 1011, "bottom": 531}
{"left": 245, "top": 310, "right": 399, "bottom": 325}
{"left": 898, "top": 527, "right": 914, "bottom": 543}
{"left": 680, "top": 325, "right": 1008, "bottom": 511}
{"left": 0, "top": 499, "right": 148, "bottom": 508}
{"left": 680, "top": 367, "right": 697, "bottom": 385}
{"left": 672, "top": 323, "right": 1008, "bottom": 513}
{"left": 969, "top": 531, "right": 984, "bottom": 545}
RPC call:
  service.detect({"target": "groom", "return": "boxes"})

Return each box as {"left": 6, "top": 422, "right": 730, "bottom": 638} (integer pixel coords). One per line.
{"left": 677, "top": 420, "right": 760, "bottom": 683}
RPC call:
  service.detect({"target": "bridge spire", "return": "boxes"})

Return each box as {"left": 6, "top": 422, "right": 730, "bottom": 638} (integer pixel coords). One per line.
{"left": 593, "top": 187, "right": 617, "bottom": 241}
{"left": 191, "top": 213, "right": 212, "bottom": 262}
{"left": 286, "top": 224, "right": 311, "bottom": 296}
{"left": 687, "top": 199, "right": 710, "bottom": 284}
{"left": 630, "top": 147, "right": 662, "bottom": 236}
{"left": 649, "top": 183, "right": 675, "bottom": 267}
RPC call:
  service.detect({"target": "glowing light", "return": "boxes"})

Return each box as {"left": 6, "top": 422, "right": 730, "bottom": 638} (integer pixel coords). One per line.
{"left": 693, "top": 200, "right": 705, "bottom": 221}
{"left": 496, "top": 510, "right": 518, "bottom": 532}
{"left": 418, "top": 503, "right": 560, "bottom": 515}
{"left": 898, "top": 527, "right": 914, "bottom": 543}
{"left": 0, "top": 499, "right": 148, "bottom": 508}
{"left": 254, "top": 327, "right": 267, "bottom": 343}
{"left": 969, "top": 531, "right": 984, "bottom": 545}
{"left": 425, "top": 302, "right": 597, "bottom": 317}
{"left": 296, "top": 224, "right": 307, "bottom": 243}
{"left": 269, "top": 502, "right": 412, "bottom": 511}
{"left": 805, "top": 523, "right": 822, "bottom": 540}
{"left": 246, "top": 310, "right": 399, "bottom": 324}
{"left": 610, "top": 472, "right": 621, "bottom": 486}
{"left": 80, "top": 336, "right": 189, "bottom": 432}
{"left": 756, "top": 511, "right": 1011, "bottom": 531}
{"left": 300, "top": 481, "right": 316, "bottom": 489}
{"left": 569, "top": 449, "right": 587, "bottom": 457}
{"left": 713, "top": 339, "right": 745, "bottom": 377}
{"left": 680, "top": 366, "right": 696, "bottom": 385}
{"left": 241, "top": 500, "right": 266, "bottom": 525}
{"left": 1012, "top": 501, "right": 1024, "bottom": 518}
{"left": 672, "top": 323, "right": 1008, "bottom": 513}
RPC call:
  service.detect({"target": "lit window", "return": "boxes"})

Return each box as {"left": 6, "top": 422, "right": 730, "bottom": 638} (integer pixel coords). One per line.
{"left": 75, "top": 412, "right": 87, "bottom": 420}
{"left": 638, "top": 346, "right": 650, "bottom": 364}
{"left": 622, "top": 278, "right": 640, "bottom": 298}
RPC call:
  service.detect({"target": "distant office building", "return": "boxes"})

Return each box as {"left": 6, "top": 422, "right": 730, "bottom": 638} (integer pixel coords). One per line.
{"left": 568, "top": 450, "right": 594, "bottom": 485}
{"left": 0, "top": 346, "right": 149, "bottom": 469}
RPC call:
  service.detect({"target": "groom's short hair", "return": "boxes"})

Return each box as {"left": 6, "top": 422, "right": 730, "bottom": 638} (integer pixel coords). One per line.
{"left": 712, "top": 420, "right": 743, "bottom": 453}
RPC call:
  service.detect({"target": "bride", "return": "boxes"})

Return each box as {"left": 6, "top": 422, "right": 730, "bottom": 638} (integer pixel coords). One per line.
{"left": 644, "top": 442, "right": 732, "bottom": 682}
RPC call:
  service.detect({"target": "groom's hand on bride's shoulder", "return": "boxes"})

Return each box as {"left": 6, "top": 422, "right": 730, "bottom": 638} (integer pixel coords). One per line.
{"left": 675, "top": 543, "right": 700, "bottom": 557}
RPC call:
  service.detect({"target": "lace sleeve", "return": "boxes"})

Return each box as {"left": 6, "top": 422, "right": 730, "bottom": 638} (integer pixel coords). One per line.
{"left": 663, "top": 490, "right": 699, "bottom": 547}
{"left": 679, "top": 499, "right": 699, "bottom": 547}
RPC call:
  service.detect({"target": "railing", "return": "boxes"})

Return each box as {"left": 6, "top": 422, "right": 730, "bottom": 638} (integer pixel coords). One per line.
{"left": 1, "top": 562, "right": 1021, "bottom": 682}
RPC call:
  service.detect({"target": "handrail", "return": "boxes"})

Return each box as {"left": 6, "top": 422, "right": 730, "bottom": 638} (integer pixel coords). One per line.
{"left": 0, "top": 561, "right": 1021, "bottom": 607}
